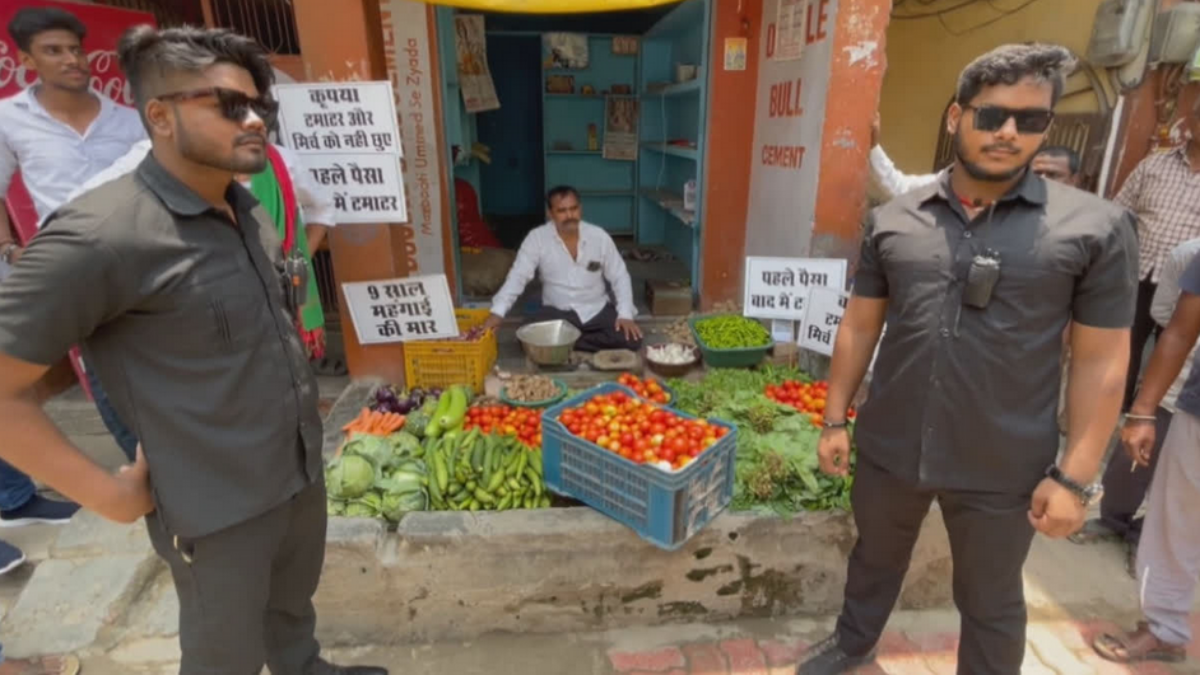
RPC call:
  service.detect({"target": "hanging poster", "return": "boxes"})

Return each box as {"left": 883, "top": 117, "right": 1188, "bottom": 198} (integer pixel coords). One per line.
{"left": 343, "top": 275, "right": 459, "bottom": 344}
{"left": 274, "top": 82, "right": 403, "bottom": 156}
{"left": 724, "top": 37, "right": 748, "bottom": 71}
{"left": 454, "top": 15, "right": 500, "bottom": 113}
{"left": 775, "top": 0, "right": 807, "bottom": 61}
{"left": 743, "top": 256, "right": 847, "bottom": 321}
{"left": 603, "top": 97, "right": 639, "bottom": 161}
{"left": 612, "top": 35, "right": 639, "bottom": 55}
{"left": 275, "top": 81, "right": 408, "bottom": 224}
{"left": 382, "top": 0, "right": 448, "bottom": 275}
{"left": 544, "top": 32, "right": 589, "bottom": 69}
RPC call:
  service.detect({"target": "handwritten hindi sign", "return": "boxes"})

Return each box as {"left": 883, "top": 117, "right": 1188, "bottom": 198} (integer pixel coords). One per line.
{"left": 342, "top": 275, "right": 458, "bottom": 345}
{"left": 799, "top": 286, "right": 847, "bottom": 356}
{"left": 743, "top": 256, "right": 847, "bottom": 321}
{"left": 303, "top": 153, "right": 407, "bottom": 223}
{"left": 274, "top": 82, "right": 402, "bottom": 156}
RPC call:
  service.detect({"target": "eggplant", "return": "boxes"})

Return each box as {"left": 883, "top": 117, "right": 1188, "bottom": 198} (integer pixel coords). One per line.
{"left": 394, "top": 397, "right": 416, "bottom": 414}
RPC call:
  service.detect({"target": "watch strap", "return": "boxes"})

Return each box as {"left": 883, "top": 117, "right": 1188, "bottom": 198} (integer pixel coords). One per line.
{"left": 1045, "top": 465, "right": 1091, "bottom": 502}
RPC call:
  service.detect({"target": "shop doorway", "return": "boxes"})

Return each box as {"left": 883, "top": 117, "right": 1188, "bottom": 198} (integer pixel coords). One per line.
{"left": 435, "top": 1, "right": 709, "bottom": 318}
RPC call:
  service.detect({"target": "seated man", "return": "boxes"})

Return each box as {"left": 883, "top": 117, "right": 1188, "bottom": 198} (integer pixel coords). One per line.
{"left": 484, "top": 186, "right": 643, "bottom": 352}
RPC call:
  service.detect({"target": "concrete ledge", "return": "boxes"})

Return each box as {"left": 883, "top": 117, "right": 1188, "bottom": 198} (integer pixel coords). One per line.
{"left": 314, "top": 506, "right": 951, "bottom": 645}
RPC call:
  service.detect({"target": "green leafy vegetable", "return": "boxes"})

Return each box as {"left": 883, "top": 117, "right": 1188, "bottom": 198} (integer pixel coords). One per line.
{"left": 326, "top": 455, "right": 376, "bottom": 499}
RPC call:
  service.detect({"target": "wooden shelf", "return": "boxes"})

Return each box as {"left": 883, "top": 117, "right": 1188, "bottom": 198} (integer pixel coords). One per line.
{"left": 546, "top": 149, "right": 602, "bottom": 155}
{"left": 641, "top": 142, "right": 698, "bottom": 160}
{"left": 544, "top": 93, "right": 639, "bottom": 99}
{"left": 641, "top": 189, "right": 696, "bottom": 227}
{"left": 644, "top": 79, "right": 701, "bottom": 97}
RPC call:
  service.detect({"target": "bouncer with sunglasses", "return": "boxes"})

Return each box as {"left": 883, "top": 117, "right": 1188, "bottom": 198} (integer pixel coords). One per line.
{"left": 796, "top": 43, "right": 1137, "bottom": 675}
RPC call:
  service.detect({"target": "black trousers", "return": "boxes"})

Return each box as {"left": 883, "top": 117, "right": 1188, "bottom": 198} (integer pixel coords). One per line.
{"left": 533, "top": 302, "right": 643, "bottom": 353}
{"left": 835, "top": 459, "right": 1036, "bottom": 675}
{"left": 146, "top": 480, "right": 327, "bottom": 675}
{"left": 1099, "top": 406, "right": 1169, "bottom": 544}
{"left": 1124, "top": 278, "right": 1161, "bottom": 411}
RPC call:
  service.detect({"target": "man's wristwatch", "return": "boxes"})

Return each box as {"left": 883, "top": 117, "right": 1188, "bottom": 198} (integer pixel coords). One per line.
{"left": 1045, "top": 465, "right": 1103, "bottom": 506}
{"left": 822, "top": 419, "right": 849, "bottom": 430}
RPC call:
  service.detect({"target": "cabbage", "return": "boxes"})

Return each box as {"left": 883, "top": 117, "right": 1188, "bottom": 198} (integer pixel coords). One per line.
{"left": 327, "top": 499, "right": 347, "bottom": 516}
{"left": 379, "top": 471, "right": 424, "bottom": 495}
{"left": 344, "top": 501, "right": 377, "bottom": 518}
{"left": 326, "top": 455, "right": 376, "bottom": 499}
{"left": 359, "top": 491, "right": 384, "bottom": 511}
{"left": 381, "top": 490, "right": 427, "bottom": 521}
{"left": 387, "top": 431, "right": 421, "bottom": 458}
{"left": 342, "top": 436, "right": 396, "bottom": 470}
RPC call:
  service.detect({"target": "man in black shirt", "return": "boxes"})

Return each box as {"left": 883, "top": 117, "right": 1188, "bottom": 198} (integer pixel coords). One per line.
{"left": 0, "top": 26, "right": 385, "bottom": 675}
{"left": 797, "top": 44, "right": 1137, "bottom": 675}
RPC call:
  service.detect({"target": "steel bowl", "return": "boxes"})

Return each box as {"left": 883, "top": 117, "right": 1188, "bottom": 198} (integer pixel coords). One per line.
{"left": 644, "top": 343, "right": 701, "bottom": 378}
{"left": 516, "top": 320, "right": 582, "bottom": 366}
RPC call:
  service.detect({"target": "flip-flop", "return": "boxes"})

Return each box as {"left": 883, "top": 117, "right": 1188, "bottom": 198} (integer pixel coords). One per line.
{"left": 1093, "top": 623, "right": 1186, "bottom": 663}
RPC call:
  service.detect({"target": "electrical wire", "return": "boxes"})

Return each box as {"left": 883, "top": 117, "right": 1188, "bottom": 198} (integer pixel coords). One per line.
{"left": 933, "top": 0, "right": 1044, "bottom": 36}
{"left": 891, "top": 0, "right": 984, "bottom": 20}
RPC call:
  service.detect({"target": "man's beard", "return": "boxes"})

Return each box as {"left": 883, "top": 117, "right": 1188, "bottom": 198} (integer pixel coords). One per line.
{"left": 177, "top": 119, "right": 267, "bottom": 174}
{"left": 953, "top": 130, "right": 1030, "bottom": 183}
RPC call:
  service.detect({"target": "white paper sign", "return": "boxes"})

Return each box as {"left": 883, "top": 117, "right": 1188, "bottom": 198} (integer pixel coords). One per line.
{"left": 799, "top": 286, "right": 847, "bottom": 356}
{"left": 303, "top": 153, "right": 408, "bottom": 223}
{"left": 342, "top": 275, "right": 458, "bottom": 344}
{"left": 274, "top": 82, "right": 403, "bottom": 156}
{"left": 771, "top": 319, "right": 796, "bottom": 342}
{"left": 744, "top": 256, "right": 847, "bottom": 321}
{"left": 775, "top": 0, "right": 807, "bottom": 61}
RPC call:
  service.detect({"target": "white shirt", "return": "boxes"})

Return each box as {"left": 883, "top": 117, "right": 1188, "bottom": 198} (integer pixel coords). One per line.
{"left": 68, "top": 140, "right": 337, "bottom": 226}
{"left": 0, "top": 87, "right": 146, "bottom": 224}
{"left": 1149, "top": 237, "right": 1200, "bottom": 413}
{"left": 491, "top": 221, "right": 636, "bottom": 324}
{"left": 867, "top": 145, "right": 940, "bottom": 203}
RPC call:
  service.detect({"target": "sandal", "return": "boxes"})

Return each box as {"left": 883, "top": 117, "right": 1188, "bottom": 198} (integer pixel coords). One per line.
{"left": 1093, "top": 622, "right": 1186, "bottom": 663}
{"left": 1067, "top": 519, "right": 1117, "bottom": 545}
{"left": 312, "top": 357, "right": 348, "bottom": 377}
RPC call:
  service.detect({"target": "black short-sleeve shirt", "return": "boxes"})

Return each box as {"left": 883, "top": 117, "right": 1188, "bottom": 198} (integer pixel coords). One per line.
{"left": 853, "top": 170, "right": 1138, "bottom": 494}
{"left": 0, "top": 154, "right": 324, "bottom": 538}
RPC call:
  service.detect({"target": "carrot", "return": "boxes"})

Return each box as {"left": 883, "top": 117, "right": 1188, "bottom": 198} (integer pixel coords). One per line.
{"left": 342, "top": 407, "right": 370, "bottom": 432}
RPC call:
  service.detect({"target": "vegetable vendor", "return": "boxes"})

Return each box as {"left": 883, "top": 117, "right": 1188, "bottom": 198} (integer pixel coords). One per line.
{"left": 483, "top": 186, "right": 643, "bottom": 352}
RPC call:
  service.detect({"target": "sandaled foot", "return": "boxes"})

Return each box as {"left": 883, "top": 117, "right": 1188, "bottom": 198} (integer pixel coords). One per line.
{"left": 1094, "top": 622, "right": 1186, "bottom": 663}
{"left": 1068, "top": 519, "right": 1117, "bottom": 545}
{"left": 0, "top": 654, "right": 81, "bottom": 675}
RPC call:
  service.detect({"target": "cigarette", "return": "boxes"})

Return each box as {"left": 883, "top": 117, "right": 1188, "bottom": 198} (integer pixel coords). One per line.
{"left": 1131, "top": 460, "right": 1138, "bottom": 473}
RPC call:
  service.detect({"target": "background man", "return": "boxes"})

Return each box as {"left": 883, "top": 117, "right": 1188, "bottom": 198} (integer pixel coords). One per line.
{"left": 1070, "top": 236, "right": 1200, "bottom": 577}
{"left": 485, "top": 186, "right": 642, "bottom": 352}
{"left": 1092, "top": 246, "right": 1200, "bottom": 664}
{"left": 1114, "top": 95, "right": 1200, "bottom": 412}
{"left": 0, "top": 25, "right": 383, "bottom": 675}
{"left": 798, "top": 44, "right": 1136, "bottom": 675}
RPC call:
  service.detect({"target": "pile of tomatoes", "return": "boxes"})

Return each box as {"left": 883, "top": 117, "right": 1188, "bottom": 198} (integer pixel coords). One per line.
{"left": 616, "top": 373, "right": 671, "bottom": 405}
{"left": 464, "top": 405, "right": 543, "bottom": 448}
{"left": 557, "top": 391, "right": 728, "bottom": 471}
{"left": 763, "top": 379, "right": 855, "bottom": 428}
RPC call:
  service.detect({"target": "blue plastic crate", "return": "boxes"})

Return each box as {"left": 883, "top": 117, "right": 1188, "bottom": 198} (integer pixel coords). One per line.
{"left": 541, "top": 383, "right": 738, "bottom": 551}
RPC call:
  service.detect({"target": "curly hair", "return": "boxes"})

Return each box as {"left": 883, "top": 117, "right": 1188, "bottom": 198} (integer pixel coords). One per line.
{"left": 117, "top": 25, "right": 274, "bottom": 114}
{"left": 955, "top": 44, "right": 1076, "bottom": 107}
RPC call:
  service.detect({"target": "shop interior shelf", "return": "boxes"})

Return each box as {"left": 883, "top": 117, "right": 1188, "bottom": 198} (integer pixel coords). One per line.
{"left": 640, "top": 188, "right": 695, "bottom": 226}
{"left": 546, "top": 149, "right": 603, "bottom": 155}
{"left": 644, "top": 79, "right": 701, "bottom": 97}
{"left": 543, "top": 93, "right": 639, "bottom": 99}
{"left": 642, "top": 142, "right": 698, "bottom": 160}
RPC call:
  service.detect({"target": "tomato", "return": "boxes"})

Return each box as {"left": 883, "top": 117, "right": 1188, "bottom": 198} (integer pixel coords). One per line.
{"left": 661, "top": 447, "right": 677, "bottom": 462}
{"left": 619, "top": 433, "right": 635, "bottom": 447}
{"left": 670, "top": 437, "right": 688, "bottom": 453}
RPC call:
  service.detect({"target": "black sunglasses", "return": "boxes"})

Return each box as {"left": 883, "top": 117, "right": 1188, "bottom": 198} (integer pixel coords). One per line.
{"left": 158, "top": 87, "right": 279, "bottom": 125}
{"left": 965, "top": 105, "right": 1054, "bottom": 134}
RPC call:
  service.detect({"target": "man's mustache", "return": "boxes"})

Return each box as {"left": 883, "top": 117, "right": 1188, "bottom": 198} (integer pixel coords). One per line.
{"left": 981, "top": 143, "right": 1019, "bottom": 155}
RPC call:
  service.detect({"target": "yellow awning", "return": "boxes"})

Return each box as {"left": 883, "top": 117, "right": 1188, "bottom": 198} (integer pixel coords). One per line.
{"left": 416, "top": 0, "right": 682, "bottom": 13}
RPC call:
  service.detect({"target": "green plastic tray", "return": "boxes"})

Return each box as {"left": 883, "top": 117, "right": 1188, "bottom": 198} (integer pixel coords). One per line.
{"left": 500, "top": 378, "right": 568, "bottom": 408}
{"left": 688, "top": 314, "right": 773, "bottom": 369}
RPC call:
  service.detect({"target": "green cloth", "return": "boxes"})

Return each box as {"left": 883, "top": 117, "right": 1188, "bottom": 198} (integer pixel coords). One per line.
{"left": 249, "top": 159, "right": 325, "bottom": 332}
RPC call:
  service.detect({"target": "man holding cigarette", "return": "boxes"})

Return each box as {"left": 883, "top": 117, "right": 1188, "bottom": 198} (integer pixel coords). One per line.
{"left": 1092, "top": 247, "right": 1200, "bottom": 664}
